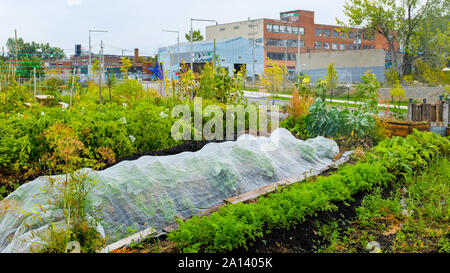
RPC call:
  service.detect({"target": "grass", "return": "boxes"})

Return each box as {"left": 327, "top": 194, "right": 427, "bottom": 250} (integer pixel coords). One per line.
{"left": 320, "top": 156, "right": 450, "bottom": 253}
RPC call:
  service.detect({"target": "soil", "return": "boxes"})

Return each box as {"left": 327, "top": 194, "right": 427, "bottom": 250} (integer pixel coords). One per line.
{"left": 135, "top": 190, "right": 370, "bottom": 254}
{"left": 230, "top": 191, "right": 367, "bottom": 253}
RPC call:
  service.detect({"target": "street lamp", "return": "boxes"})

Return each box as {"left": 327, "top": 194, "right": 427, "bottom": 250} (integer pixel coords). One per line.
{"left": 88, "top": 29, "right": 108, "bottom": 77}
{"left": 296, "top": 27, "right": 304, "bottom": 77}
{"left": 162, "top": 29, "right": 180, "bottom": 80}
{"left": 190, "top": 18, "right": 218, "bottom": 73}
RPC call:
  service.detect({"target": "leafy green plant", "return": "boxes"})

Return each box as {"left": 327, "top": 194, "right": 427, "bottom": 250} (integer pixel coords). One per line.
{"left": 306, "top": 98, "right": 341, "bottom": 138}
{"left": 166, "top": 130, "right": 449, "bottom": 253}
{"left": 354, "top": 71, "right": 380, "bottom": 114}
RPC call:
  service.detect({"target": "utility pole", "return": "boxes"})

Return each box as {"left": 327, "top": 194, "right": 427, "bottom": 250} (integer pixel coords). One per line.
{"left": 248, "top": 18, "right": 257, "bottom": 84}
{"left": 296, "top": 28, "right": 303, "bottom": 77}
{"left": 70, "top": 67, "right": 76, "bottom": 107}
{"left": 190, "top": 20, "right": 193, "bottom": 72}
{"left": 14, "top": 30, "right": 18, "bottom": 70}
{"left": 33, "top": 68, "right": 37, "bottom": 102}
{"left": 213, "top": 38, "right": 216, "bottom": 70}
{"left": 98, "top": 40, "right": 104, "bottom": 104}
{"left": 190, "top": 18, "right": 218, "bottom": 73}
{"left": 284, "top": 40, "right": 288, "bottom": 68}
{"left": 88, "top": 29, "right": 108, "bottom": 78}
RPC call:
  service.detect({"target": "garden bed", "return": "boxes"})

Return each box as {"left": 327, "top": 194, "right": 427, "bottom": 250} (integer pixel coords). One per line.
{"left": 381, "top": 118, "right": 430, "bottom": 137}
{"left": 119, "top": 130, "right": 449, "bottom": 254}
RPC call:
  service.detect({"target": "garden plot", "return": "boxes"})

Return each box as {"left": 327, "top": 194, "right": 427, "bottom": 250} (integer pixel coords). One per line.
{"left": 0, "top": 128, "right": 341, "bottom": 253}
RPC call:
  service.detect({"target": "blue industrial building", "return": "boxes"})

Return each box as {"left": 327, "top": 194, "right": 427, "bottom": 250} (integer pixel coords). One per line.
{"left": 157, "top": 37, "right": 264, "bottom": 80}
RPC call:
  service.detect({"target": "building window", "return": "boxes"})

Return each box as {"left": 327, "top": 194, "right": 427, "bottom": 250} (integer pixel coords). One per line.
{"left": 267, "top": 52, "right": 296, "bottom": 60}
{"left": 220, "top": 27, "right": 225, "bottom": 31}
{"left": 340, "top": 32, "right": 346, "bottom": 38}
{"left": 332, "top": 43, "right": 338, "bottom": 50}
{"left": 323, "top": 29, "right": 330, "bottom": 37}
{"left": 323, "top": 42, "right": 330, "bottom": 49}
{"left": 272, "top": 25, "right": 280, "bottom": 32}
{"left": 348, "top": 44, "right": 354, "bottom": 50}
{"left": 363, "top": 45, "right": 369, "bottom": 49}
{"left": 315, "top": 41, "right": 322, "bottom": 48}
{"left": 286, "top": 26, "right": 292, "bottom": 33}
{"left": 370, "top": 45, "right": 375, "bottom": 49}
{"left": 348, "top": 32, "right": 354, "bottom": 38}
{"left": 298, "top": 27, "right": 304, "bottom": 35}
{"left": 340, "top": 43, "right": 345, "bottom": 50}
{"left": 363, "top": 33, "right": 374, "bottom": 40}
{"left": 300, "top": 40, "right": 305, "bottom": 48}
{"left": 267, "top": 38, "right": 303, "bottom": 48}
{"left": 233, "top": 26, "right": 239, "bottom": 30}
{"left": 266, "top": 24, "right": 273, "bottom": 31}
{"left": 332, "top": 30, "right": 338, "bottom": 38}
{"left": 315, "top": 28, "right": 322, "bottom": 36}
{"left": 280, "top": 25, "right": 287, "bottom": 33}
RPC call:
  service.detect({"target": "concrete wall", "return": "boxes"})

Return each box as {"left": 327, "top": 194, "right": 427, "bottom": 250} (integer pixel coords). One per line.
{"left": 379, "top": 85, "right": 446, "bottom": 102}
{"left": 299, "top": 49, "right": 386, "bottom": 82}
{"left": 206, "top": 19, "right": 264, "bottom": 42}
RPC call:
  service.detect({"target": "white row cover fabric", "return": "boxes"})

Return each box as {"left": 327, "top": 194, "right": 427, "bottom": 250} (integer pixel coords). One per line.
{"left": 0, "top": 128, "right": 339, "bottom": 253}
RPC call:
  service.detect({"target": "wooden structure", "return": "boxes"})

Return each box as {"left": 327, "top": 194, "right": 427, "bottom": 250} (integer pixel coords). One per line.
{"left": 383, "top": 120, "right": 430, "bottom": 137}
{"left": 407, "top": 99, "right": 449, "bottom": 126}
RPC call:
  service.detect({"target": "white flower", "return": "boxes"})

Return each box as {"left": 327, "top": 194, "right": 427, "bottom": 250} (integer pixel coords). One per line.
{"left": 41, "top": 112, "right": 45, "bottom": 116}
{"left": 123, "top": 103, "right": 128, "bottom": 108}
{"left": 159, "top": 112, "right": 168, "bottom": 118}
{"left": 129, "top": 135, "right": 136, "bottom": 143}
{"left": 118, "top": 117, "right": 127, "bottom": 124}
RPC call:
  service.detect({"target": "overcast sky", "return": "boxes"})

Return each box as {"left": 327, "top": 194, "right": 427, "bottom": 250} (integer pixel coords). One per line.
{"left": 0, "top": 0, "right": 349, "bottom": 57}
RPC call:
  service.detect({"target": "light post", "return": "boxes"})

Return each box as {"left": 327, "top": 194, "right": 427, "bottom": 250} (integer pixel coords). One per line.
{"left": 162, "top": 29, "right": 180, "bottom": 81}
{"left": 296, "top": 27, "right": 304, "bottom": 77}
{"left": 248, "top": 18, "right": 257, "bottom": 84}
{"left": 354, "top": 29, "right": 361, "bottom": 50}
{"left": 88, "top": 29, "right": 108, "bottom": 77}
{"left": 190, "top": 18, "right": 218, "bottom": 73}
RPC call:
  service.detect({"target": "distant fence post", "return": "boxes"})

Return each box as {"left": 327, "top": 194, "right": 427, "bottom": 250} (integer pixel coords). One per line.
{"left": 407, "top": 98, "right": 413, "bottom": 121}
{"left": 443, "top": 100, "right": 449, "bottom": 127}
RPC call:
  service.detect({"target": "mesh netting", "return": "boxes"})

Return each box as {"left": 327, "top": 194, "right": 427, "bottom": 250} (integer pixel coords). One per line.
{"left": 0, "top": 128, "right": 339, "bottom": 253}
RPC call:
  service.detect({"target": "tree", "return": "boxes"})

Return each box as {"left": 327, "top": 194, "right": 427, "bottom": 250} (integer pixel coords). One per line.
{"left": 354, "top": 71, "right": 380, "bottom": 114}
{"left": 6, "top": 38, "right": 65, "bottom": 60}
{"left": 120, "top": 57, "right": 132, "bottom": 79}
{"left": 260, "top": 58, "right": 288, "bottom": 102}
{"left": 409, "top": 0, "right": 449, "bottom": 71}
{"left": 106, "top": 71, "right": 117, "bottom": 102}
{"left": 325, "top": 62, "right": 338, "bottom": 96}
{"left": 185, "top": 29, "right": 203, "bottom": 42}
{"left": 91, "top": 58, "right": 100, "bottom": 76}
{"left": 337, "top": 0, "right": 400, "bottom": 72}
{"left": 337, "top": 0, "right": 447, "bottom": 77}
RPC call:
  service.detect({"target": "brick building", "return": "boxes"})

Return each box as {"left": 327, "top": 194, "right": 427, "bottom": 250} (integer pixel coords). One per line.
{"left": 206, "top": 9, "right": 397, "bottom": 76}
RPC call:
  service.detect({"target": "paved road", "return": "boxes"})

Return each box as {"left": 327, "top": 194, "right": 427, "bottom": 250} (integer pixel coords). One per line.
{"left": 243, "top": 90, "right": 408, "bottom": 109}
{"left": 244, "top": 91, "right": 392, "bottom": 117}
